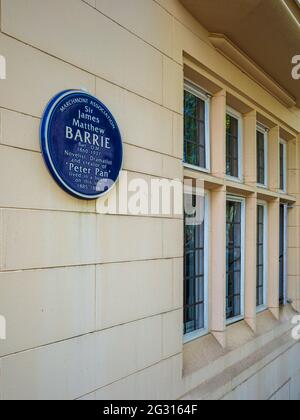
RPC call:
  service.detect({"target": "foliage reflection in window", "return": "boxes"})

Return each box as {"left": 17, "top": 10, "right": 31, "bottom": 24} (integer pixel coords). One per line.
{"left": 184, "top": 87, "right": 209, "bottom": 170}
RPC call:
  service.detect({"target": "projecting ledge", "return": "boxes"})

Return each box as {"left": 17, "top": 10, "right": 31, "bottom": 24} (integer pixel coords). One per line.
{"left": 181, "top": 309, "right": 297, "bottom": 400}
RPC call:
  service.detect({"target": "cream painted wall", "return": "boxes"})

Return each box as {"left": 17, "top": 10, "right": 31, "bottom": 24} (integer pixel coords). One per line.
{"left": 0, "top": 0, "right": 299, "bottom": 400}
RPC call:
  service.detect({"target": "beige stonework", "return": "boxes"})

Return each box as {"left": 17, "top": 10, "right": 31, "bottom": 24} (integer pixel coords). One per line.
{"left": 245, "top": 194, "right": 257, "bottom": 332}
{"left": 0, "top": 0, "right": 299, "bottom": 401}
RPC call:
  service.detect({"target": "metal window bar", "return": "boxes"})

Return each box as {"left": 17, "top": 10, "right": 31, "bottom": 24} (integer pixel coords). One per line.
{"left": 280, "top": 143, "right": 285, "bottom": 191}
{"left": 257, "top": 205, "right": 265, "bottom": 307}
{"left": 226, "top": 115, "right": 239, "bottom": 178}
{"left": 184, "top": 91, "right": 206, "bottom": 168}
{"left": 257, "top": 131, "right": 265, "bottom": 185}
{"left": 226, "top": 201, "right": 242, "bottom": 319}
{"left": 279, "top": 204, "right": 285, "bottom": 305}
{"left": 184, "top": 194, "right": 205, "bottom": 335}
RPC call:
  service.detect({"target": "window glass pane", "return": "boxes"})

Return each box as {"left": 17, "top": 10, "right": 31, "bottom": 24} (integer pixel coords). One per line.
{"left": 280, "top": 143, "right": 286, "bottom": 191}
{"left": 257, "top": 131, "right": 265, "bottom": 185}
{"left": 279, "top": 204, "right": 286, "bottom": 304}
{"left": 226, "top": 201, "right": 242, "bottom": 319}
{"left": 184, "top": 116, "right": 197, "bottom": 143}
{"left": 199, "top": 122, "right": 206, "bottom": 148}
{"left": 234, "top": 224, "right": 241, "bottom": 247}
{"left": 258, "top": 287, "right": 264, "bottom": 308}
{"left": 184, "top": 90, "right": 207, "bottom": 169}
{"left": 257, "top": 205, "right": 265, "bottom": 307}
{"left": 185, "top": 142, "right": 197, "bottom": 167}
{"left": 226, "top": 114, "right": 240, "bottom": 178}
{"left": 184, "top": 194, "right": 206, "bottom": 335}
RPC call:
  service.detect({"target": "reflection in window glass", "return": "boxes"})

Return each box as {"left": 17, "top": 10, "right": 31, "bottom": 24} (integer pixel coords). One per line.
{"left": 184, "top": 194, "right": 206, "bottom": 336}
{"left": 279, "top": 204, "right": 286, "bottom": 305}
{"left": 184, "top": 90, "right": 207, "bottom": 169}
{"left": 280, "top": 143, "right": 286, "bottom": 191}
{"left": 257, "top": 130, "right": 266, "bottom": 185}
{"left": 257, "top": 205, "right": 265, "bottom": 307}
{"left": 226, "top": 114, "right": 239, "bottom": 178}
{"left": 226, "top": 200, "right": 242, "bottom": 320}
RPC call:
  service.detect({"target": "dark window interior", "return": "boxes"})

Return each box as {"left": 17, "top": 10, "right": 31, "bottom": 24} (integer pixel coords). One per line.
{"left": 280, "top": 143, "right": 285, "bottom": 191}
{"left": 226, "top": 200, "right": 242, "bottom": 320}
{"left": 184, "top": 194, "right": 205, "bottom": 335}
{"left": 257, "top": 205, "right": 265, "bottom": 307}
{"left": 257, "top": 131, "right": 265, "bottom": 185}
{"left": 279, "top": 204, "right": 286, "bottom": 305}
{"left": 184, "top": 90, "right": 206, "bottom": 169}
{"left": 226, "top": 114, "right": 239, "bottom": 178}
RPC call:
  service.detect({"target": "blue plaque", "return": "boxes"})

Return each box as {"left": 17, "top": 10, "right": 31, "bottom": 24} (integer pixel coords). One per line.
{"left": 40, "top": 90, "right": 123, "bottom": 200}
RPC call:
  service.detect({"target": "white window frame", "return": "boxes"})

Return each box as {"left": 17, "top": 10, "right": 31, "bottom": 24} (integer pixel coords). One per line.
{"left": 183, "top": 80, "right": 211, "bottom": 173}
{"left": 226, "top": 107, "right": 243, "bottom": 183}
{"left": 257, "top": 201, "right": 268, "bottom": 313}
{"left": 279, "top": 139, "right": 287, "bottom": 193}
{"left": 226, "top": 195, "right": 246, "bottom": 325}
{"left": 256, "top": 124, "right": 269, "bottom": 189}
{"left": 183, "top": 190, "right": 210, "bottom": 344}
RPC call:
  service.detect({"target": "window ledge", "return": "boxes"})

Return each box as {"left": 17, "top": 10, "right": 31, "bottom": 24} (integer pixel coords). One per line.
{"left": 226, "top": 315, "right": 244, "bottom": 327}
{"left": 183, "top": 162, "right": 210, "bottom": 174}
{"left": 184, "top": 329, "right": 209, "bottom": 344}
{"left": 225, "top": 175, "right": 244, "bottom": 184}
{"left": 226, "top": 181, "right": 254, "bottom": 196}
{"left": 257, "top": 305, "right": 268, "bottom": 314}
{"left": 181, "top": 327, "right": 296, "bottom": 400}
{"left": 183, "top": 168, "right": 224, "bottom": 189}
{"left": 257, "top": 183, "right": 268, "bottom": 190}
{"left": 182, "top": 306, "right": 298, "bottom": 399}
{"left": 183, "top": 333, "right": 227, "bottom": 377}
{"left": 279, "top": 192, "right": 297, "bottom": 204}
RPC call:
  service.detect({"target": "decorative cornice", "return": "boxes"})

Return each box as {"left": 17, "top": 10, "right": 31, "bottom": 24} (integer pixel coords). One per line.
{"left": 209, "top": 33, "right": 296, "bottom": 108}
{"left": 283, "top": 0, "right": 300, "bottom": 26}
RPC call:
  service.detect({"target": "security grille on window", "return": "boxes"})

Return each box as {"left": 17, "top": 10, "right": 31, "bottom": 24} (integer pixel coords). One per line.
{"left": 184, "top": 193, "right": 207, "bottom": 340}
{"left": 257, "top": 128, "right": 267, "bottom": 186}
{"left": 226, "top": 199, "right": 244, "bottom": 321}
{"left": 184, "top": 83, "right": 210, "bottom": 171}
{"left": 226, "top": 112, "right": 241, "bottom": 179}
{"left": 257, "top": 204, "right": 266, "bottom": 308}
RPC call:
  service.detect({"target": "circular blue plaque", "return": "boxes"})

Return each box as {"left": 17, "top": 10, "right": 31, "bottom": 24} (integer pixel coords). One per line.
{"left": 40, "top": 90, "right": 123, "bottom": 200}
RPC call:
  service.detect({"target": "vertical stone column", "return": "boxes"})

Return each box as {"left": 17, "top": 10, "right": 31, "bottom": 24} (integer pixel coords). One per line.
{"left": 287, "top": 205, "right": 300, "bottom": 312}
{"left": 243, "top": 110, "right": 257, "bottom": 186}
{"left": 210, "top": 186, "right": 227, "bottom": 348}
{"left": 287, "top": 134, "right": 300, "bottom": 312}
{"left": 245, "top": 193, "right": 257, "bottom": 332}
{"left": 268, "top": 198, "right": 280, "bottom": 320}
{"left": 287, "top": 138, "right": 297, "bottom": 196}
{"left": 286, "top": 138, "right": 298, "bottom": 311}
{"left": 268, "top": 126, "right": 280, "bottom": 192}
{"left": 295, "top": 134, "right": 300, "bottom": 312}
{"left": 211, "top": 89, "right": 226, "bottom": 179}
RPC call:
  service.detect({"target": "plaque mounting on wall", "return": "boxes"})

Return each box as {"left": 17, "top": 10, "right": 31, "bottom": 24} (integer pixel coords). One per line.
{"left": 40, "top": 90, "right": 123, "bottom": 200}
